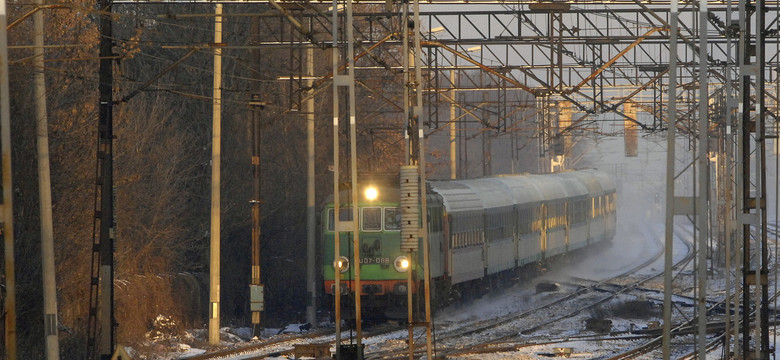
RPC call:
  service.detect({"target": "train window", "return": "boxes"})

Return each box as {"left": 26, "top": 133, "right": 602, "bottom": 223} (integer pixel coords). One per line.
{"left": 610, "top": 193, "right": 616, "bottom": 212}
{"left": 570, "top": 201, "right": 580, "bottom": 224}
{"left": 327, "top": 207, "right": 354, "bottom": 231}
{"left": 384, "top": 207, "right": 401, "bottom": 231}
{"left": 590, "top": 198, "right": 595, "bottom": 218}
{"left": 428, "top": 207, "right": 441, "bottom": 233}
{"left": 518, "top": 208, "right": 530, "bottom": 233}
{"left": 362, "top": 207, "right": 381, "bottom": 231}
{"left": 599, "top": 196, "right": 604, "bottom": 216}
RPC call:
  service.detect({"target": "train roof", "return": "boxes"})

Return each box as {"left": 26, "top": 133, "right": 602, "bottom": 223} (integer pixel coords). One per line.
{"left": 425, "top": 180, "right": 485, "bottom": 212}
{"left": 555, "top": 168, "right": 615, "bottom": 195}
{"left": 428, "top": 169, "right": 615, "bottom": 213}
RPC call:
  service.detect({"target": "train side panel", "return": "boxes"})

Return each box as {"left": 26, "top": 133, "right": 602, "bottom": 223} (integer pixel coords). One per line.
{"left": 425, "top": 193, "right": 446, "bottom": 279}
{"left": 588, "top": 196, "right": 607, "bottom": 243}
{"left": 448, "top": 210, "right": 485, "bottom": 284}
{"left": 518, "top": 232, "right": 542, "bottom": 266}
{"left": 486, "top": 237, "right": 515, "bottom": 275}
{"left": 569, "top": 222, "right": 590, "bottom": 251}
{"left": 545, "top": 227, "right": 567, "bottom": 258}
{"left": 451, "top": 247, "right": 484, "bottom": 284}
{"left": 485, "top": 206, "right": 516, "bottom": 275}
{"left": 605, "top": 193, "right": 617, "bottom": 239}
{"left": 567, "top": 196, "right": 590, "bottom": 250}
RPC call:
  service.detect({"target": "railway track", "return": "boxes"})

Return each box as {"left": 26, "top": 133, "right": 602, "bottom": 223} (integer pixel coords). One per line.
{"left": 181, "top": 322, "right": 404, "bottom": 360}
{"left": 363, "top": 224, "right": 694, "bottom": 359}
{"left": 184, "top": 224, "right": 695, "bottom": 360}
{"left": 179, "top": 328, "right": 334, "bottom": 360}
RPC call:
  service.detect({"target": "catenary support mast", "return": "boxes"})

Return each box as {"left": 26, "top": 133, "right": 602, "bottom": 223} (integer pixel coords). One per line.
{"left": 695, "top": 0, "right": 709, "bottom": 355}
{"left": 662, "top": 1, "right": 678, "bottom": 358}
{"left": 34, "top": 1, "right": 60, "bottom": 358}
{"left": 305, "top": 22, "right": 317, "bottom": 326}
{"left": 0, "top": 0, "right": 16, "bottom": 359}
{"left": 208, "top": 2, "right": 223, "bottom": 346}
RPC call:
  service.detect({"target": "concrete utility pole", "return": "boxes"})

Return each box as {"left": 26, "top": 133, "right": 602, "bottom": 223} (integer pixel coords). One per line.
{"left": 695, "top": 0, "right": 709, "bottom": 354}
{"left": 330, "top": 1, "right": 342, "bottom": 356}
{"left": 661, "top": 1, "right": 678, "bottom": 358}
{"left": 0, "top": 0, "right": 16, "bottom": 359}
{"left": 209, "top": 3, "right": 223, "bottom": 346}
{"left": 305, "top": 38, "right": 317, "bottom": 326}
{"left": 34, "top": 1, "right": 61, "bottom": 358}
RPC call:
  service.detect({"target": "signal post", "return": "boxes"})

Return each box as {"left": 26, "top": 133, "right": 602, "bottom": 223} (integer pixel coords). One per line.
{"left": 401, "top": 0, "right": 433, "bottom": 358}
{"left": 331, "top": 0, "right": 362, "bottom": 357}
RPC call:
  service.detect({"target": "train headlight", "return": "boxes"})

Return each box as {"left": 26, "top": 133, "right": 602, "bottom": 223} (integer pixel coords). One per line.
{"left": 333, "top": 256, "right": 350, "bottom": 273}
{"left": 365, "top": 186, "right": 378, "bottom": 201}
{"left": 394, "top": 256, "right": 410, "bottom": 272}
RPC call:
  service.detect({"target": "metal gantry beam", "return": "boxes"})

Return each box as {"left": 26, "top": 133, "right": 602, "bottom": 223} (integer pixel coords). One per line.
{"left": 128, "top": 4, "right": 780, "bottom": 131}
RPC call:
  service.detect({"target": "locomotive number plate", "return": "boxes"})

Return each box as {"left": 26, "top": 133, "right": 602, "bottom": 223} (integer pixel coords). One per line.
{"left": 359, "top": 257, "right": 390, "bottom": 265}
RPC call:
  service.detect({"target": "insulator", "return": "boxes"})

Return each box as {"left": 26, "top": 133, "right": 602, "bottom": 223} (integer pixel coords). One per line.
{"left": 400, "top": 165, "right": 419, "bottom": 252}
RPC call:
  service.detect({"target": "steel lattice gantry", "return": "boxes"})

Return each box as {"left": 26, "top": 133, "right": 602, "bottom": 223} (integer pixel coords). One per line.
{"left": 139, "top": 3, "right": 780, "bottom": 133}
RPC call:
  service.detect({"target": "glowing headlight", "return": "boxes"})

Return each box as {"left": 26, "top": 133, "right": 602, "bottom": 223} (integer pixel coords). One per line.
{"left": 333, "top": 256, "right": 349, "bottom": 273}
{"left": 365, "top": 186, "right": 378, "bottom": 201}
{"left": 394, "top": 256, "right": 410, "bottom": 272}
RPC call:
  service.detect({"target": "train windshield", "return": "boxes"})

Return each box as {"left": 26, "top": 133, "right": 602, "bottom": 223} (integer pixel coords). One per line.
{"left": 385, "top": 207, "right": 401, "bottom": 231}
{"left": 362, "top": 207, "right": 381, "bottom": 231}
{"left": 327, "top": 207, "right": 353, "bottom": 231}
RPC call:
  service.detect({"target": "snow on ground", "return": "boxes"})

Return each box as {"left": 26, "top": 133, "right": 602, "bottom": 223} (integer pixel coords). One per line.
{"left": 149, "top": 136, "right": 734, "bottom": 359}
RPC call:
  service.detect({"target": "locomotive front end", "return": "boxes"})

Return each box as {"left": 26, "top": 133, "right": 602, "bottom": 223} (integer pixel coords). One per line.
{"left": 321, "top": 184, "right": 420, "bottom": 318}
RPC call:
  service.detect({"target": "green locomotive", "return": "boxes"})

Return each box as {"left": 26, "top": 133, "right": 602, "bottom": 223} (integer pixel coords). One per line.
{"left": 321, "top": 169, "right": 617, "bottom": 319}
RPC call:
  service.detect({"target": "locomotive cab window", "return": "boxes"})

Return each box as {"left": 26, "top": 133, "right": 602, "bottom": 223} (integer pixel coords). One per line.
{"left": 327, "top": 207, "right": 353, "bottom": 231}
{"left": 362, "top": 207, "right": 381, "bottom": 231}
{"left": 385, "top": 207, "right": 401, "bottom": 231}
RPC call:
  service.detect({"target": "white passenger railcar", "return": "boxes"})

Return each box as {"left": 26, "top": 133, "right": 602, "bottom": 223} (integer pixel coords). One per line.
{"left": 427, "top": 169, "right": 617, "bottom": 299}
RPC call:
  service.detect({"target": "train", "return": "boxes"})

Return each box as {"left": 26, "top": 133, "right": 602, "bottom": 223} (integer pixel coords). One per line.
{"left": 320, "top": 168, "right": 617, "bottom": 318}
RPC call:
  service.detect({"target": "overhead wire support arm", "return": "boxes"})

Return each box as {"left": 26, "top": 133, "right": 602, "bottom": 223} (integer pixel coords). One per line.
{"left": 423, "top": 40, "right": 539, "bottom": 96}
{"left": 117, "top": 48, "right": 200, "bottom": 104}
{"left": 7, "top": 4, "right": 68, "bottom": 30}
{"left": 566, "top": 27, "right": 667, "bottom": 95}
{"left": 267, "top": 0, "right": 327, "bottom": 49}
